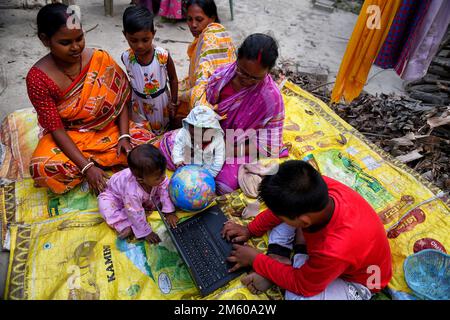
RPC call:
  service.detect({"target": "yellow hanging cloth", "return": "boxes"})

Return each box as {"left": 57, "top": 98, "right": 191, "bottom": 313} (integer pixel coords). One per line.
{"left": 331, "top": 0, "right": 402, "bottom": 104}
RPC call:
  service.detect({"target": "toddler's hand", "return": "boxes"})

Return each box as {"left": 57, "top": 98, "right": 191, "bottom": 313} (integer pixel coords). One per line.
{"left": 169, "top": 101, "right": 179, "bottom": 119}
{"left": 165, "top": 213, "right": 179, "bottom": 228}
{"left": 175, "top": 161, "right": 186, "bottom": 168}
{"left": 145, "top": 232, "right": 161, "bottom": 244}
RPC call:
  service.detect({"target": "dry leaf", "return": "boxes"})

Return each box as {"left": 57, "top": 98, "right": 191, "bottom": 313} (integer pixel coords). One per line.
{"left": 427, "top": 114, "right": 450, "bottom": 129}
{"left": 396, "top": 149, "right": 424, "bottom": 163}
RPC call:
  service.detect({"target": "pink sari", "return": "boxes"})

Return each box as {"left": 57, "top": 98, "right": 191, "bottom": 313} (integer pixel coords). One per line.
{"left": 206, "top": 62, "right": 286, "bottom": 194}
{"left": 159, "top": 0, "right": 184, "bottom": 20}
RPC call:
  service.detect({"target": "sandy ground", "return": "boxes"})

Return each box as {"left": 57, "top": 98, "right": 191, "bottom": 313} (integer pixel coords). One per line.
{"left": 0, "top": 0, "right": 407, "bottom": 298}
{"left": 0, "top": 0, "right": 406, "bottom": 122}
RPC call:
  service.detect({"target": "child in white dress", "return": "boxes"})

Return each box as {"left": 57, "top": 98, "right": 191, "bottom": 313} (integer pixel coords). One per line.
{"left": 160, "top": 105, "right": 226, "bottom": 178}
{"left": 122, "top": 5, "right": 179, "bottom": 136}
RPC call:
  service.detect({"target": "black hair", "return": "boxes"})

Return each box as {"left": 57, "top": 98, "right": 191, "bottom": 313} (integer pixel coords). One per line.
{"left": 123, "top": 5, "right": 155, "bottom": 34}
{"left": 186, "top": 0, "right": 220, "bottom": 23}
{"left": 238, "top": 33, "right": 279, "bottom": 70}
{"left": 258, "top": 160, "right": 329, "bottom": 219}
{"left": 37, "top": 3, "right": 70, "bottom": 38}
{"left": 127, "top": 144, "right": 166, "bottom": 178}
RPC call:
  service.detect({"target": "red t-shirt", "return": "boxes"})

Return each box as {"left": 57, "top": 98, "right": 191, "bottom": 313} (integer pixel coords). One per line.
{"left": 248, "top": 176, "right": 392, "bottom": 297}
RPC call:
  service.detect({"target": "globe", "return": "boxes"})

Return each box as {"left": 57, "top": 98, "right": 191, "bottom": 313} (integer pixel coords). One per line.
{"left": 168, "top": 165, "right": 216, "bottom": 212}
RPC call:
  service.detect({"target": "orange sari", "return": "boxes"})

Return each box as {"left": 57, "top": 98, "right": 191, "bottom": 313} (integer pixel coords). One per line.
{"left": 30, "top": 50, "right": 156, "bottom": 194}
{"left": 176, "top": 23, "right": 236, "bottom": 119}
{"left": 331, "top": 0, "right": 402, "bottom": 104}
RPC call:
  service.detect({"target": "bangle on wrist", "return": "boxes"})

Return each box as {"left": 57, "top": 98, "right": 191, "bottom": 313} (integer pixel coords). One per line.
{"left": 81, "top": 162, "right": 95, "bottom": 175}
{"left": 118, "top": 134, "right": 131, "bottom": 141}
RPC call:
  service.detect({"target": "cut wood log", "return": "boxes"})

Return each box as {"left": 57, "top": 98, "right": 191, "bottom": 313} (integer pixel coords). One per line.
{"left": 407, "top": 84, "right": 442, "bottom": 93}
{"left": 439, "top": 31, "right": 450, "bottom": 48}
{"left": 423, "top": 74, "right": 442, "bottom": 82}
{"left": 432, "top": 57, "right": 450, "bottom": 69}
{"left": 438, "top": 50, "right": 450, "bottom": 58}
{"left": 428, "top": 65, "right": 450, "bottom": 77}
{"left": 405, "top": 77, "right": 450, "bottom": 89}
{"left": 409, "top": 91, "right": 449, "bottom": 105}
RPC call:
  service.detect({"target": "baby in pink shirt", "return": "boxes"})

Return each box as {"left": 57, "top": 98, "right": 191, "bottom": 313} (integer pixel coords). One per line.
{"left": 98, "top": 144, "right": 178, "bottom": 244}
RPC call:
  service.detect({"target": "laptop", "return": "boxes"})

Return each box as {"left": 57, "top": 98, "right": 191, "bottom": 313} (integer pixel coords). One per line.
{"left": 154, "top": 202, "right": 245, "bottom": 296}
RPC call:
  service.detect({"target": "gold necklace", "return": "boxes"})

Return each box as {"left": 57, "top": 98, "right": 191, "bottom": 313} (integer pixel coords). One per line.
{"left": 53, "top": 55, "right": 83, "bottom": 82}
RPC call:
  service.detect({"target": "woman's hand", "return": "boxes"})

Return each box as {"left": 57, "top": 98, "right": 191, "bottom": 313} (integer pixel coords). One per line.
{"left": 117, "top": 138, "right": 132, "bottom": 158}
{"left": 85, "top": 165, "right": 109, "bottom": 195}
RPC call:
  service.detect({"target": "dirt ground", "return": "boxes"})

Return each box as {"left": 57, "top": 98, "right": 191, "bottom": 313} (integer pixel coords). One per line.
{"left": 0, "top": 0, "right": 406, "bottom": 122}
{"left": 0, "top": 0, "right": 408, "bottom": 298}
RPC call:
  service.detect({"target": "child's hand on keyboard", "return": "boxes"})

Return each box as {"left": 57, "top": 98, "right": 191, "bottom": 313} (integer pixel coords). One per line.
{"left": 165, "top": 213, "right": 179, "bottom": 228}
{"left": 221, "top": 221, "right": 251, "bottom": 243}
{"left": 145, "top": 231, "right": 162, "bottom": 244}
{"left": 227, "top": 243, "right": 260, "bottom": 272}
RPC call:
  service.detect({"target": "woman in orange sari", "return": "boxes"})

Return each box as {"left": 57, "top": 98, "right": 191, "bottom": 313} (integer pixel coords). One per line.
{"left": 174, "top": 0, "right": 236, "bottom": 126}
{"left": 27, "top": 3, "right": 155, "bottom": 195}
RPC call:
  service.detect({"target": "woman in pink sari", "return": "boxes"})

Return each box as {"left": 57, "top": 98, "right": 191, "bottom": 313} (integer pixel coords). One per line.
{"left": 159, "top": 0, "right": 185, "bottom": 20}
{"left": 206, "top": 34, "right": 287, "bottom": 194}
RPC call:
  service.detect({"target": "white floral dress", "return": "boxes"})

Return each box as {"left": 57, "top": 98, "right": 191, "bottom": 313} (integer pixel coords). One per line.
{"left": 122, "top": 47, "right": 171, "bottom": 135}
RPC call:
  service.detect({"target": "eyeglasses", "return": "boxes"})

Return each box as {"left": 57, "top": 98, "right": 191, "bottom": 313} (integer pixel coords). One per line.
{"left": 236, "top": 64, "right": 266, "bottom": 82}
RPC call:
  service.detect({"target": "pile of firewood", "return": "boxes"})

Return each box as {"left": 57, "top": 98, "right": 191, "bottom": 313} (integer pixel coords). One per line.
{"left": 271, "top": 61, "right": 450, "bottom": 194}
{"left": 404, "top": 27, "right": 450, "bottom": 105}
{"left": 331, "top": 93, "right": 449, "bottom": 193}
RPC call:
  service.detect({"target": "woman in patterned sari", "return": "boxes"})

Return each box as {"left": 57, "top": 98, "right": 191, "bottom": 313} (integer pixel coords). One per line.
{"left": 27, "top": 3, "right": 155, "bottom": 195}
{"left": 174, "top": 0, "right": 236, "bottom": 127}
{"left": 205, "top": 34, "right": 287, "bottom": 194}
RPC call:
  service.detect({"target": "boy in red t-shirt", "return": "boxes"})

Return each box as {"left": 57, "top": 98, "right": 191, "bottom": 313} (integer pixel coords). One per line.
{"left": 222, "top": 160, "right": 392, "bottom": 300}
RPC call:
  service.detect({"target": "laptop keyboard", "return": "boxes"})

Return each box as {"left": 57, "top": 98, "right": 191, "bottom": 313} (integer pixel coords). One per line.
{"left": 173, "top": 219, "right": 229, "bottom": 288}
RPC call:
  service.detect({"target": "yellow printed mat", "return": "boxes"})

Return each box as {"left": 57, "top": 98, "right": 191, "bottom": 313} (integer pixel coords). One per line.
{"left": 5, "top": 210, "right": 275, "bottom": 300}
{"left": 1, "top": 81, "right": 449, "bottom": 299}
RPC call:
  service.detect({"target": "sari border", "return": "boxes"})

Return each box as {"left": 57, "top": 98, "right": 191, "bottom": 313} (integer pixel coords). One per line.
{"left": 61, "top": 49, "right": 96, "bottom": 97}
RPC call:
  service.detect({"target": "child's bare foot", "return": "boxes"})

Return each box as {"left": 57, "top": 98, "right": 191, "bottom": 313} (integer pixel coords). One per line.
{"left": 241, "top": 253, "right": 292, "bottom": 294}
{"left": 268, "top": 253, "right": 291, "bottom": 265}
{"left": 118, "top": 227, "right": 132, "bottom": 239}
{"left": 295, "top": 227, "right": 306, "bottom": 245}
{"left": 242, "top": 200, "right": 261, "bottom": 219}
{"left": 241, "top": 272, "right": 273, "bottom": 295}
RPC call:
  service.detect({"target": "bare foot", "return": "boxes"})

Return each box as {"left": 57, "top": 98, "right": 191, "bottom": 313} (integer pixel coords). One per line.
{"left": 295, "top": 227, "right": 306, "bottom": 245}
{"left": 241, "top": 272, "right": 273, "bottom": 295}
{"left": 268, "top": 253, "right": 291, "bottom": 265}
{"left": 118, "top": 227, "right": 132, "bottom": 239}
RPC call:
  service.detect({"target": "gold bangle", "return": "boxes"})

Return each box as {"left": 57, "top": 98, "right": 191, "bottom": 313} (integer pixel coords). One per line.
{"left": 81, "top": 162, "right": 95, "bottom": 175}
{"left": 118, "top": 134, "right": 132, "bottom": 141}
